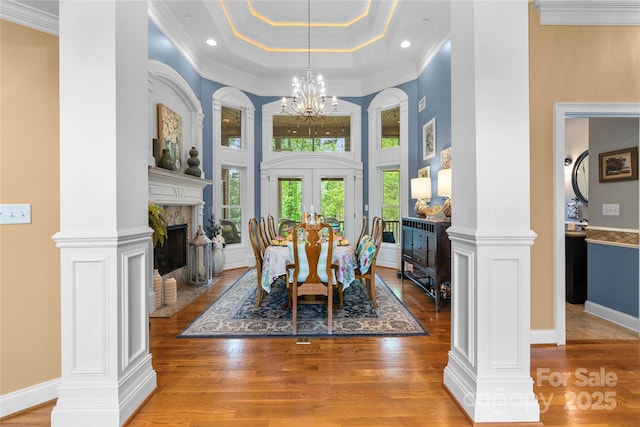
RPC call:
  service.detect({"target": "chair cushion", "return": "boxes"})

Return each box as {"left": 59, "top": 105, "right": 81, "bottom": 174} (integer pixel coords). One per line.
{"left": 358, "top": 240, "right": 377, "bottom": 274}
{"left": 356, "top": 234, "right": 371, "bottom": 257}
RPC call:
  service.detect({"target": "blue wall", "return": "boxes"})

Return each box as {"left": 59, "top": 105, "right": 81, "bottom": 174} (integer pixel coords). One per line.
{"left": 588, "top": 243, "right": 639, "bottom": 317}
{"left": 147, "top": 21, "right": 452, "bottom": 219}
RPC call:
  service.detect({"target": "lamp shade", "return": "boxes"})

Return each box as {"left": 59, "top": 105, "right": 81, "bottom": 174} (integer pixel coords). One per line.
{"left": 437, "top": 169, "right": 452, "bottom": 197}
{"left": 411, "top": 177, "right": 432, "bottom": 199}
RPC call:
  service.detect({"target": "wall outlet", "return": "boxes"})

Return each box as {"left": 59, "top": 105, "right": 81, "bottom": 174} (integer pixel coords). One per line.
{"left": 602, "top": 203, "right": 620, "bottom": 216}
{"left": 0, "top": 204, "right": 32, "bottom": 224}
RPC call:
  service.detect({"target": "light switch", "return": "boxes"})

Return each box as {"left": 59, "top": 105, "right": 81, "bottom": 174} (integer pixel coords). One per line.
{"left": 0, "top": 204, "right": 32, "bottom": 224}
{"left": 602, "top": 204, "right": 620, "bottom": 216}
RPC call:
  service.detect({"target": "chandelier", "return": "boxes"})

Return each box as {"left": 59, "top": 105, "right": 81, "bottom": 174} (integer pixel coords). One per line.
{"left": 281, "top": 0, "right": 337, "bottom": 121}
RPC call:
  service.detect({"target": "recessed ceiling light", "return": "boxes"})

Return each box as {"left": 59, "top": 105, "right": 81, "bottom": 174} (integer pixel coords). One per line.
{"left": 400, "top": 40, "right": 411, "bottom": 49}
{"left": 206, "top": 39, "right": 218, "bottom": 47}
{"left": 185, "top": 15, "right": 191, "bottom": 20}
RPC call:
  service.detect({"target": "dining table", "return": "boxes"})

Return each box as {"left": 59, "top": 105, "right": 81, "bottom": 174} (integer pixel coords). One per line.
{"left": 261, "top": 242, "right": 357, "bottom": 295}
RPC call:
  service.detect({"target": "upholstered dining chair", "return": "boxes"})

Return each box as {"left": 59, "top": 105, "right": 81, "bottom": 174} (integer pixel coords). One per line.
{"left": 289, "top": 222, "right": 336, "bottom": 334}
{"left": 249, "top": 218, "right": 267, "bottom": 307}
{"left": 354, "top": 217, "right": 384, "bottom": 309}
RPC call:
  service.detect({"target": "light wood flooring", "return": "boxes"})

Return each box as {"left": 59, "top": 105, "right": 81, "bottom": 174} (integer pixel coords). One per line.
{"left": 566, "top": 302, "right": 639, "bottom": 340}
{"left": 2, "top": 267, "right": 640, "bottom": 426}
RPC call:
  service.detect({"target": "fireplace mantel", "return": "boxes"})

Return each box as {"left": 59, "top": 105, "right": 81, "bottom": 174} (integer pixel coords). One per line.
{"left": 148, "top": 166, "right": 212, "bottom": 229}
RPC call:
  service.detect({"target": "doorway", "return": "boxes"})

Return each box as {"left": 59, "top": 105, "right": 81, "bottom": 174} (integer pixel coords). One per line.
{"left": 261, "top": 160, "right": 362, "bottom": 245}
{"left": 554, "top": 103, "right": 640, "bottom": 344}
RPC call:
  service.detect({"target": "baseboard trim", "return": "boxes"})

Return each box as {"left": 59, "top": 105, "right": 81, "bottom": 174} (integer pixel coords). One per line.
{"left": 530, "top": 329, "right": 557, "bottom": 344}
{"left": 0, "top": 378, "right": 60, "bottom": 418}
{"left": 584, "top": 300, "right": 640, "bottom": 333}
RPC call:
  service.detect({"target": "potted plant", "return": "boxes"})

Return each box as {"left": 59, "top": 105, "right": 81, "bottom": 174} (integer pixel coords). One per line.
{"left": 148, "top": 204, "right": 168, "bottom": 248}
{"left": 149, "top": 204, "right": 167, "bottom": 309}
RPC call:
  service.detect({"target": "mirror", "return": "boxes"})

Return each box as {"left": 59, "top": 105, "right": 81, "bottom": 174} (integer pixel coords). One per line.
{"left": 571, "top": 150, "right": 589, "bottom": 204}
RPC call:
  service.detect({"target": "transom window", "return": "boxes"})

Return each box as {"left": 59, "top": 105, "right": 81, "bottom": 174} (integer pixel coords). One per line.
{"left": 221, "top": 106, "right": 242, "bottom": 148}
{"left": 381, "top": 106, "right": 400, "bottom": 149}
{"left": 272, "top": 115, "right": 351, "bottom": 152}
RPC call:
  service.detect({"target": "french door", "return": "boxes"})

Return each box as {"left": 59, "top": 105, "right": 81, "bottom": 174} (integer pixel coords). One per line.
{"left": 262, "top": 166, "right": 359, "bottom": 244}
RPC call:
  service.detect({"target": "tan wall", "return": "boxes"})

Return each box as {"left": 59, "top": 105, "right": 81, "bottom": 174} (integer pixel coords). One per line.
{"left": 0, "top": 20, "right": 61, "bottom": 394}
{"left": 529, "top": 5, "right": 640, "bottom": 329}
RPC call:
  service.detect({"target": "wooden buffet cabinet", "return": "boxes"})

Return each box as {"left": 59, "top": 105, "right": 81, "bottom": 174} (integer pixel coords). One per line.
{"left": 400, "top": 217, "right": 452, "bottom": 312}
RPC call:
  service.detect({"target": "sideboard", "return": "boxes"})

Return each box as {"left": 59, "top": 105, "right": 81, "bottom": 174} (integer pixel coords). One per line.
{"left": 400, "top": 217, "right": 451, "bottom": 312}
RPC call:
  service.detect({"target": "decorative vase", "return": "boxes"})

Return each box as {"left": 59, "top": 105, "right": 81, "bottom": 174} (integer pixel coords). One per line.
{"left": 185, "top": 146, "right": 202, "bottom": 177}
{"left": 212, "top": 245, "right": 225, "bottom": 277}
{"left": 153, "top": 269, "right": 163, "bottom": 309}
{"left": 158, "top": 148, "right": 176, "bottom": 170}
{"left": 164, "top": 277, "right": 177, "bottom": 305}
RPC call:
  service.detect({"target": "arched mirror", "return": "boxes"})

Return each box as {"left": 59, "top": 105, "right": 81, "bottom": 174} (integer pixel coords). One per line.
{"left": 571, "top": 150, "right": 589, "bottom": 204}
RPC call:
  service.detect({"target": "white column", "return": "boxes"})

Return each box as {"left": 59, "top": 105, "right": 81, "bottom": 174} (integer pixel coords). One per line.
{"left": 443, "top": 1, "right": 539, "bottom": 423}
{"left": 52, "top": 1, "right": 156, "bottom": 426}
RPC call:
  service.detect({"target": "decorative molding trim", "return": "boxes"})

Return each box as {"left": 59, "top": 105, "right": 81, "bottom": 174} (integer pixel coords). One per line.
{"left": 0, "top": 0, "right": 58, "bottom": 35}
{"left": 586, "top": 228, "right": 639, "bottom": 248}
{"left": 0, "top": 378, "right": 60, "bottom": 418}
{"left": 585, "top": 300, "right": 640, "bottom": 333}
{"left": 533, "top": 0, "right": 640, "bottom": 26}
{"left": 530, "top": 329, "right": 557, "bottom": 344}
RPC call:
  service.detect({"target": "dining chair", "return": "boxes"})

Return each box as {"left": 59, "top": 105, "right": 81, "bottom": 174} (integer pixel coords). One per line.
{"left": 259, "top": 217, "right": 271, "bottom": 249}
{"left": 356, "top": 215, "right": 368, "bottom": 251}
{"left": 290, "top": 222, "right": 336, "bottom": 334}
{"left": 354, "top": 217, "right": 384, "bottom": 309}
{"left": 278, "top": 218, "right": 297, "bottom": 236}
{"left": 249, "top": 218, "right": 267, "bottom": 307}
{"left": 267, "top": 214, "right": 278, "bottom": 240}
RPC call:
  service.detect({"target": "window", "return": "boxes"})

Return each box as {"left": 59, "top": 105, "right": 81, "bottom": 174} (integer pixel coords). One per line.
{"left": 221, "top": 106, "right": 242, "bottom": 148}
{"left": 381, "top": 169, "right": 400, "bottom": 243}
{"left": 381, "top": 106, "right": 400, "bottom": 149}
{"left": 221, "top": 167, "right": 242, "bottom": 244}
{"left": 272, "top": 115, "right": 351, "bottom": 152}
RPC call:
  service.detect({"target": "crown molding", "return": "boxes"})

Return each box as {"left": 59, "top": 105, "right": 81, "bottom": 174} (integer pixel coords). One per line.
{"left": 533, "top": 0, "right": 640, "bottom": 25}
{"left": 0, "top": 0, "right": 58, "bottom": 35}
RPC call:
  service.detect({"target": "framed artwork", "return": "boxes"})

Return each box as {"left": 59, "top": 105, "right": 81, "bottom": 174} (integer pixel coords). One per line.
{"left": 598, "top": 147, "right": 638, "bottom": 183}
{"left": 157, "top": 103, "right": 183, "bottom": 170}
{"left": 418, "top": 96, "right": 426, "bottom": 112}
{"left": 418, "top": 166, "right": 431, "bottom": 178}
{"left": 440, "top": 146, "right": 452, "bottom": 169}
{"left": 423, "top": 118, "right": 436, "bottom": 160}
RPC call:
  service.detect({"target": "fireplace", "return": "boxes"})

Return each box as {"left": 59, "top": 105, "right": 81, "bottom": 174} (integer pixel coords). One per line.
{"left": 154, "top": 223, "right": 187, "bottom": 275}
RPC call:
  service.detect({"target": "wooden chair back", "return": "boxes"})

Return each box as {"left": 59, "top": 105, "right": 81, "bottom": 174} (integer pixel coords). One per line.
{"left": 290, "top": 222, "right": 335, "bottom": 334}
{"left": 249, "top": 218, "right": 267, "bottom": 306}
{"left": 267, "top": 214, "right": 278, "bottom": 240}
{"left": 259, "top": 217, "right": 271, "bottom": 248}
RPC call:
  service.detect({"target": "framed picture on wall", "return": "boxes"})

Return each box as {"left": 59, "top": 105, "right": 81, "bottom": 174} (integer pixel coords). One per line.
{"left": 598, "top": 146, "right": 638, "bottom": 183}
{"left": 418, "top": 166, "right": 431, "bottom": 178}
{"left": 423, "top": 118, "right": 436, "bottom": 160}
{"left": 157, "top": 103, "right": 183, "bottom": 170}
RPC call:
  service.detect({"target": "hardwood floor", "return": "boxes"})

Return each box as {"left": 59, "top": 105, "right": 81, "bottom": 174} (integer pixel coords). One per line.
{"left": 2, "top": 267, "right": 639, "bottom": 426}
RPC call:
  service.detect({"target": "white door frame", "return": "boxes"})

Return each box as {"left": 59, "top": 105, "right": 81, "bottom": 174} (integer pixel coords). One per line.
{"left": 261, "top": 156, "right": 363, "bottom": 245}
{"left": 552, "top": 102, "right": 640, "bottom": 345}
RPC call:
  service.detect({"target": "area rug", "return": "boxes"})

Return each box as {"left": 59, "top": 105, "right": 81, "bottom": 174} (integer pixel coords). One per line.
{"left": 150, "top": 277, "right": 220, "bottom": 318}
{"left": 178, "top": 269, "right": 428, "bottom": 338}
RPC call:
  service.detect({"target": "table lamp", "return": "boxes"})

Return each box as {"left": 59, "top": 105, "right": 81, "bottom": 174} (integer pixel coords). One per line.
{"left": 411, "top": 177, "right": 432, "bottom": 218}
{"left": 437, "top": 168, "right": 452, "bottom": 217}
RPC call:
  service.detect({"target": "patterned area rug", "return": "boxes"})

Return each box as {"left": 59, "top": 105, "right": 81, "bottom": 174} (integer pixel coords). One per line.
{"left": 150, "top": 277, "right": 220, "bottom": 318}
{"left": 178, "top": 269, "right": 428, "bottom": 338}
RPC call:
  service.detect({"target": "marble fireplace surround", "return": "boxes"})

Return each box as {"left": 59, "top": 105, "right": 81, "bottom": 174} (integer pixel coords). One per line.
{"left": 148, "top": 166, "right": 212, "bottom": 310}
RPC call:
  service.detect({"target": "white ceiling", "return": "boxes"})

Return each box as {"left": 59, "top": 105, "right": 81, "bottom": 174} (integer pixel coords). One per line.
{"left": 6, "top": 0, "right": 451, "bottom": 97}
